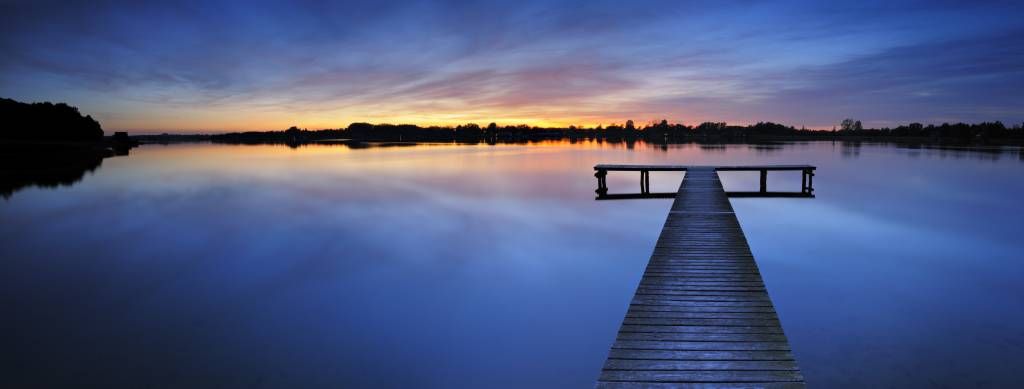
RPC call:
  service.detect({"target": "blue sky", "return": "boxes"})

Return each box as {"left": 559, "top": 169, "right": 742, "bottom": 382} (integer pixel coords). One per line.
{"left": 1, "top": 0, "right": 1022, "bottom": 132}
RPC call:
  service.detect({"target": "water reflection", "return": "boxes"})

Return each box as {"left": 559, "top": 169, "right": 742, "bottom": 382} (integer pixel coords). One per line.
{"left": 7, "top": 140, "right": 1019, "bottom": 200}
{"left": 0, "top": 143, "right": 133, "bottom": 198}
{"left": 1, "top": 141, "right": 1023, "bottom": 388}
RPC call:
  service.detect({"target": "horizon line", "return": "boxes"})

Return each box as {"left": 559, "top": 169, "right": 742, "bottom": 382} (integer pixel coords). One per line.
{"left": 115, "top": 119, "right": 1022, "bottom": 136}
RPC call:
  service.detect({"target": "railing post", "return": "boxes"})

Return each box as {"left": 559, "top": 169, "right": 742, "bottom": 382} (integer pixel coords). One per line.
{"left": 759, "top": 169, "right": 767, "bottom": 193}
{"left": 640, "top": 170, "right": 649, "bottom": 194}
{"left": 801, "top": 169, "right": 808, "bottom": 194}
{"left": 807, "top": 170, "right": 814, "bottom": 195}
{"left": 595, "top": 169, "right": 608, "bottom": 197}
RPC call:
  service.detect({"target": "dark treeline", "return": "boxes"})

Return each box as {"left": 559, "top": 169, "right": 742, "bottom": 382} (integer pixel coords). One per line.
{"left": 829, "top": 118, "right": 1022, "bottom": 143}
{"left": 168, "top": 118, "right": 1024, "bottom": 146}
{"left": 1, "top": 98, "right": 104, "bottom": 141}
{"left": 0, "top": 98, "right": 138, "bottom": 198}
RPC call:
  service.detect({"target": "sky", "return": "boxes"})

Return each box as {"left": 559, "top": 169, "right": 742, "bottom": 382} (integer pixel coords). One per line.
{"left": 1, "top": 0, "right": 1022, "bottom": 133}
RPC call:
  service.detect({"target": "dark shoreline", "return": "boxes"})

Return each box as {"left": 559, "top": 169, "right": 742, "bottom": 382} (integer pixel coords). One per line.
{"left": 130, "top": 133, "right": 1024, "bottom": 148}
{"left": 125, "top": 120, "right": 1024, "bottom": 147}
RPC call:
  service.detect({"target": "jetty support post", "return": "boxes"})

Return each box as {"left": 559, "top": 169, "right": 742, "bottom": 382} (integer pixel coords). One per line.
{"left": 801, "top": 168, "right": 815, "bottom": 195}
{"left": 640, "top": 170, "right": 650, "bottom": 194}
{"left": 595, "top": 168, "right": 608, "bottom": 197}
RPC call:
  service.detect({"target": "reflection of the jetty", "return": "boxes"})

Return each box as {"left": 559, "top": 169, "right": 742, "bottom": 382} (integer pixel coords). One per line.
{"left": 0, "top": 142, "right": 132, "bottom": 198}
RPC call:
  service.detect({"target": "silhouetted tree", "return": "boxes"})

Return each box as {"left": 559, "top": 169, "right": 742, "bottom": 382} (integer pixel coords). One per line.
{"left": 454, "top": 123, "right": 482, "bottom": 141}
{"left": 0, "top": 98, "right": 103, "bottom": 141}
{"left": 840, "top": 118, "right": 862, "bottom": 132}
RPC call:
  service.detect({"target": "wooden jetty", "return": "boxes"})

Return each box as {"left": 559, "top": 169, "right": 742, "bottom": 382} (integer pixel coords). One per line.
{"left": 593, "top": 165, "right": 815, "bottom": 388}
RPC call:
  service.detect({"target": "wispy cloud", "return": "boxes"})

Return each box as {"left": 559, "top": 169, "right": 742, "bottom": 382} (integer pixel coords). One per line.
{"left": 1, "top": 0, "right": 1021, "bottom": 131}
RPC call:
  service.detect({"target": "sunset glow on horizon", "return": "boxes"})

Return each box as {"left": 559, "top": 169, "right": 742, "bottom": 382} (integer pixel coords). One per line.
{"left": 2, "top": 0, "right": 1022, "bottom": 133}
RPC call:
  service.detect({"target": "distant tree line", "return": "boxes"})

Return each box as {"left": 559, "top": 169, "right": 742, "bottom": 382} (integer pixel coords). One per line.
{"left": 192, "top": 119, "right": 1024, "bottom": 146}
{"left": 0, "top": 98, "right": 104, "bottom": 141}
{"left": 832, "top": 118, "right": 1020, "bottom": 142}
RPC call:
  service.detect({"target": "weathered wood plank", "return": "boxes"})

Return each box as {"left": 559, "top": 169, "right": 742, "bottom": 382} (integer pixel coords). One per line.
{"left": 617, "top": 325, "right": 785, "bottom": 334}
{"left": 597, "top": 168, "right": 803, "bottom": 387}
{"left": 607, "top": 349, "right": 795, "bottom": 361}
{"left": 612, "top": 340, "right": 791, "bottom": 351}
{"left": 615, "top": 332, "right": 789, "bottom": 343}
{"left": 630, "top": 299, "right": 775, "bottom": 308}
{"left": 628, "top": 306, "right": 776, "bottom": 314}
{"left": 600, "top": 370, "right": 804, "bottom": 383}
{"left": 633, "top": 291, "right": 772, "bottom": 300}
{"left": 625, "top": 311, "right": 780, "bottom": 320}
{"left": 604, "top": 359, "right": 799, "bottom": 371}
{"left": 597, "top": 382, "right": 806, "bottom": 389}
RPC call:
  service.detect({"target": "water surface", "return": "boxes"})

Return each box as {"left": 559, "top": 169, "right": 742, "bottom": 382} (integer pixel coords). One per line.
{"left": 2, "top": 141, "right": 1023, "bottom": 387}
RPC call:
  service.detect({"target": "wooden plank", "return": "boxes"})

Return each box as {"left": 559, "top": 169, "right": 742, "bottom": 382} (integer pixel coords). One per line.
{"left": 617, "top": 325, "right": 784, "bottom": 334}
{"left": 597, "top": 168, "right": 804, "bottom": 387}
{"left": 629, "top": 299, "right": 775, "bottom": 308}
{"left": 600, "top": 370, "right": 804, "bottom": 383}
{"left": 606, "top": 349, "right": 795, "bottom": 360}
{"left": 613, "top": 340, "right": 792, "bottom": 351}
{"left": 624, "top": 312, "right": 780, "bottom": 320}
{"left": 633, "top": 290, "right": 772, "bottom": 299}
{"left": 604, "top": 359, "right": 799, "bottom": 371}
{"left": 615, "top": 332, "right": 788, "bottom": 342}
{"left": 621, "top": 318, "right": 782, "bottom": 327}
{"left": 597, "top": 383, "right": 805, "bottom": 389}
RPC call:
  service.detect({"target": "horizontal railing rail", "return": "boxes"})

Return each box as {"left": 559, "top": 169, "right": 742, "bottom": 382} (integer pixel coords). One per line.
{"left": 593, "top": 164, "right": 816, "bottom": 199}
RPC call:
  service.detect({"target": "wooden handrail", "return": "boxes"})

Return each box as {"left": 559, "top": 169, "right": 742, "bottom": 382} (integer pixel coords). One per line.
{"left": 594, "top": 164, "right": 815, "bottom": 171}
{"left": 594, "top": 164, "right": 816, "bottom": 199}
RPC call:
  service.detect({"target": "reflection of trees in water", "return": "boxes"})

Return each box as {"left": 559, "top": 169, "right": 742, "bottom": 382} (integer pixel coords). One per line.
{"left": 840, "top": 141, "right": 862, "bottom": 158}
{"left": 839, "top": 141, "right": 1020, "bottom": 161}
{"left": 748, "top": 142, "right": 783, "bottom": 153}
{"left": 932, "top": 146, "right": 1003, "bottom": 161}
{"left": 0, "top": 144, "right": 110, "bottom": 198}
{"left": 340, "top": 141, "right": 421, "bottom": 149}
{"left": 5, "top": 140, "right": 1021, "bottom": 199}
{"left": 890, "top": 143, "right": 1013, "bottom": 161}
{"left": 698, "top": 144, "right": 727, "bottom": 152}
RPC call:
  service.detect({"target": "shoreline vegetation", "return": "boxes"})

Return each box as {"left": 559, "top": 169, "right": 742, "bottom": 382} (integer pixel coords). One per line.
{"left": 3, "top": 96, "right": 1023, "bottom": 149}
{"left": 1, "top": 97, "right": 1021, "bottom": 196}
{"left": 136, "top": 119, "right": 1024, "bottom": 147}
{"left": 0, "top": 97, "right": 139, "bottom": 151}
{"left": 0, "top": 98, "right": 138, "bottom": 197}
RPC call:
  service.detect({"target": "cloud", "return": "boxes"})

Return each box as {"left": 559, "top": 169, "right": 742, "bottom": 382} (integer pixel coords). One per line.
{"left": 1, "top": 0, "right": 1022, "bottom": 130}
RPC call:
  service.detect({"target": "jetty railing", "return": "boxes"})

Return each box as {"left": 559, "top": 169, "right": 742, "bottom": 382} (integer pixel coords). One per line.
{"left": 594, "top": 164, "right": 815, "bottom": 200}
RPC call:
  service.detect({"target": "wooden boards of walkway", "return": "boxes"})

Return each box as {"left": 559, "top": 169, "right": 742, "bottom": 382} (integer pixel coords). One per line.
{"left": 597, "top": 167, "right": 805, "bottom": 388}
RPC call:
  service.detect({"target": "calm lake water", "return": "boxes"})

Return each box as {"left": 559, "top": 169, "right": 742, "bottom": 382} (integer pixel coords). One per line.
{"left": 2, "top": 141, "right": 1023, "bottom": 388}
